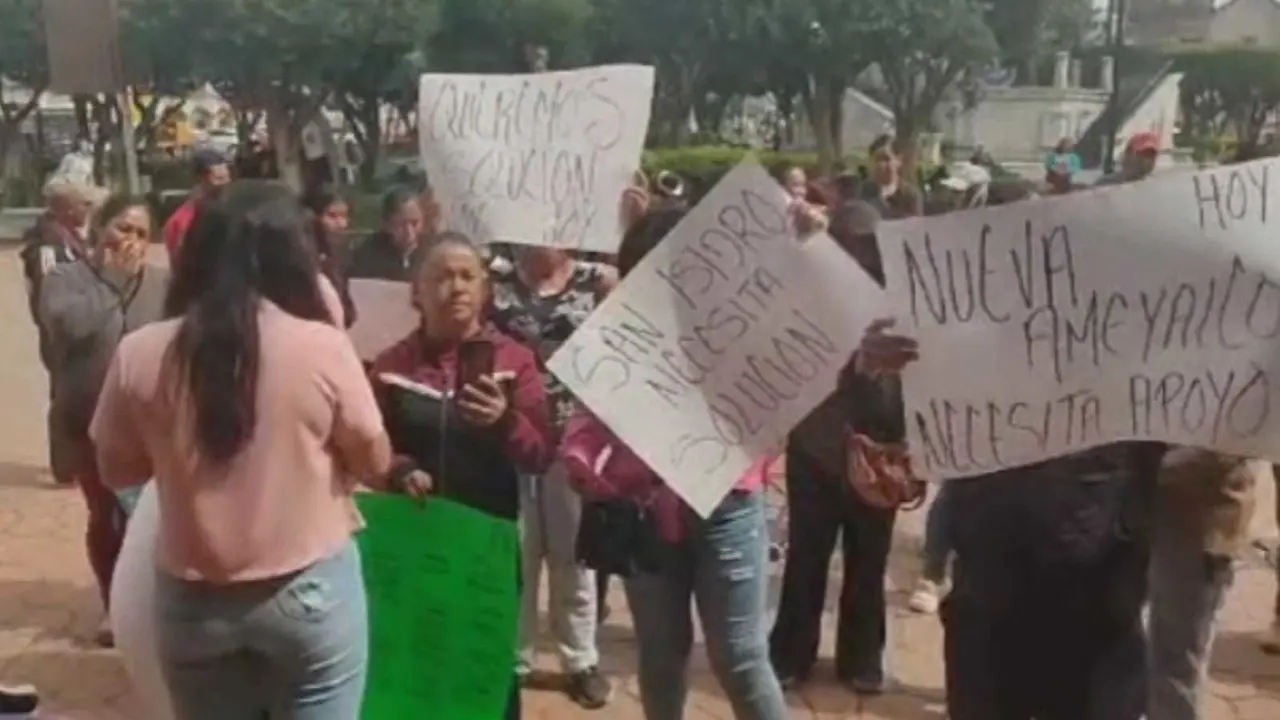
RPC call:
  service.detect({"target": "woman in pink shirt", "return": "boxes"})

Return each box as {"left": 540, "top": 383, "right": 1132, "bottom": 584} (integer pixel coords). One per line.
{"left": 559, "top": 206, "right": 789, "bottom": 720}
{"left": 91, "top": 181, "right": 395, "bottom": 719}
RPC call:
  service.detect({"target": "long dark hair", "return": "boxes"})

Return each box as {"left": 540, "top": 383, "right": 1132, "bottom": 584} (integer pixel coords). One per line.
{"left": 829, "top": 201, "right": 885, "bottom": 286}
{"left": 93, "top": 193, "right": 149, "bottom": 234}
{"left": 301, "top": 185, "right": 344, "bottom": 259}
{"left": 163, "top": 180, "right": 332, "bottom": 463}
{"left": 617, "top": 208, "right": 686, "bottom": 279}
{"left": 381, "top": 187, "right": 417, "bottom": 225}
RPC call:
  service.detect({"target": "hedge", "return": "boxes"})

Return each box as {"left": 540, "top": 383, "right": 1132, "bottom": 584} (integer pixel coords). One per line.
{"left": 142, "top": 145, "right": 860, "bottom": 229}
{"left": 641, "top": 147, "right": 825, "bottom": 200}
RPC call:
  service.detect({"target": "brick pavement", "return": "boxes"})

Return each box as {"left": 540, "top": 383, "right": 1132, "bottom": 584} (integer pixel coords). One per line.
{"left": 0, "top": 247, "right": 1276, "bottom": 718}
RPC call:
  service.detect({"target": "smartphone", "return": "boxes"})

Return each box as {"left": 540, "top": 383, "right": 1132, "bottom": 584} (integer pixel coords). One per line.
{"left": 456, "top": 339, "right": 495, "bottom": 393}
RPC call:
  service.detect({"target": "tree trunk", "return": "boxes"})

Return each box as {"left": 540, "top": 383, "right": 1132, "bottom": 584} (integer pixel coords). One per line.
{"left": 773, "top": 91, "right": 795, "bottom": 151}
{"left": 343, "top": 96, "right": 381, "bottom": 187}
{"left": 266, "top": 104, "right": 304, "bottom": 192}
{"left": 310, "top": 108, "right": 343, "bottom": 187}
{"left": 895, "top": 116, "right": 921, "bottom": 188}
{"left": 91, "top": 97, "right": 114, "bottom": 186}
{"left": 826, "top": 80, "right": 846, "bottom": 161}
{"left": 803, "top": 81, "right": 835, "bottom": 173}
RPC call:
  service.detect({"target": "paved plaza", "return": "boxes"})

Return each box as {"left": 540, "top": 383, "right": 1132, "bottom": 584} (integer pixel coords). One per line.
{"left": 0, "top": 247, "right": 1276, "bottom": 718}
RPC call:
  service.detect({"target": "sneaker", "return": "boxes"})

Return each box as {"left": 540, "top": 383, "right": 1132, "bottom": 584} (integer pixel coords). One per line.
{"left": 1263, "top": 622, "right": 1280, "bottom": 655}
{"left": 843, "top": 673, "right": 887, "bottom": 696}
{"left": 0, "top": 684, "right": 38, "bottom": 714}
{"left": 566, "top": 667, "right": 613, "bottom": 709}
{"left": 908, "top": 579, "right": 941, "bottom": 615}
{"left": 95, "top": 617, "right": 115, "bottom": 648}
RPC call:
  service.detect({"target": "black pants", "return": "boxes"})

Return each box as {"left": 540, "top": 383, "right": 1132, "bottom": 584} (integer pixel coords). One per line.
{"left": 768, "top": 443, "right": 895, "bottom": 681}
{"left": 943, "top": 473, "right": 1148, "bottom": 720}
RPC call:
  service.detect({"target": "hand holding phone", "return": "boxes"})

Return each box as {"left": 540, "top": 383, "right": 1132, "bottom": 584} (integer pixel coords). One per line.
{"left": 456, "top": 340, "right": 509, "bottom": 427}
{"left": 456, "top": 340, "right": 495, "bottom": 393}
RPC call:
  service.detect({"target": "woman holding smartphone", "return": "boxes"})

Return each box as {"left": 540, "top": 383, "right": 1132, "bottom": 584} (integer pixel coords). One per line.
{"left": 369, "top": 233, "right": 555, "bottom": 720}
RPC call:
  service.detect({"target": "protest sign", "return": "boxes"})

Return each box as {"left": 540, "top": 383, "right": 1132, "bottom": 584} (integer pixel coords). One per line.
{"left": 418, "top": 64, "right": 654, "bottom": 253}
{"left": 879, "top": 158, "right": 1280, "bottom": 479}
{"left": 547, "top": 160, "right": 885, "bottom": 516}
{"left": 348, "top": 279, "right": 417, "bottom": 361}
{"left": 356, "top": 495, "right": 519, "bottom": 720}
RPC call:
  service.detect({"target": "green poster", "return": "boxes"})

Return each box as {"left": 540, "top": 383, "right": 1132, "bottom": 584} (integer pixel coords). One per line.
{"left": 356, "top": 494, "right": 518, "bottom": 720}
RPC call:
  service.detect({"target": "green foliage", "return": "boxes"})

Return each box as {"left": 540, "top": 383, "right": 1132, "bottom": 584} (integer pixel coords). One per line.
{"left": 0, "top": 0, "right": 47, "bottom": 91}
{"left": 985, "top": 0, "right": 1095, "bottom": 76}
{"left": 642, "top": 146, "right": 822, "bottom": 199}
{"left": 860, "top": 0, "right": 999, "bottom": 139}
{"left": 0, "top": 0, "right": 47, "bottom": 184}
{"left": 1175, "top": 49, "right": 1280, "bottom": 159}
{"left": 434, "top": 0, "right": 593, "bottom": 72}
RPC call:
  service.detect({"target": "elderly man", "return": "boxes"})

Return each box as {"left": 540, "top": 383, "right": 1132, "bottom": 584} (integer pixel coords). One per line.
{"left": 20, "top": 181, "right": 95, "bottom": 486}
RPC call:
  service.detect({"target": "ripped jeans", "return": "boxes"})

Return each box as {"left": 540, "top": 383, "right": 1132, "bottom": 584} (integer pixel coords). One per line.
{"left": 623, "top": 491, "right": 787, "bottom": 720}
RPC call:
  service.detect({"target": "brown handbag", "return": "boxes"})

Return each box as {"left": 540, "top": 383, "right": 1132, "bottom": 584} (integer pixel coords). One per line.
{"left": 846, "top": 432, "right": 927, "bottom": 510}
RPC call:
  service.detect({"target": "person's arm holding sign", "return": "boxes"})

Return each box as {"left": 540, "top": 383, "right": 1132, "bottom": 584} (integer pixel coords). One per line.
{"left": 853, "top": 318, "right": 919, "bottom": 375}
{"left": 845, "top": 319, "right": 926, "bottom": 509}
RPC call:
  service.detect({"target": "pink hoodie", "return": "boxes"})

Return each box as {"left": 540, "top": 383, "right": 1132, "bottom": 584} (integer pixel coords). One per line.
{"left": 559, "top": 412, "right": 771, "bottom": 543}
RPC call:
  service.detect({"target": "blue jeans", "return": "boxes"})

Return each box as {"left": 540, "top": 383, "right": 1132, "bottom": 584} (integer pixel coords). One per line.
{"left": 1147, "top": 519, "right": 1233, "bottom": 720}
{"left": 623, "top": 491, "right": 787, "bottom": 720}
{"left": 155, "top": 541, "right": 368, "bottom": 720}
{"left": 922, "top": 482, "right": 954, "bottom": 583}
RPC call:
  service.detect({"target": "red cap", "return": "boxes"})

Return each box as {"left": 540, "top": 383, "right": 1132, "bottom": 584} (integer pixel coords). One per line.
{"left": 1127, "top": 131, "right": 1159, "bottom": 154}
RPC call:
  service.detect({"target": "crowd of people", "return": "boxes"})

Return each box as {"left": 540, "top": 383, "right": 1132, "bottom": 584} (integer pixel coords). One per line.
{"left": 5, "top": 126, "right": 1278, "bottom": 720}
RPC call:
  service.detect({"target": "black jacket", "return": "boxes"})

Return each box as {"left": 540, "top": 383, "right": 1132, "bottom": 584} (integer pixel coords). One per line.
{"left": 20, "top": 215, "right": 85, "bottom": 369}
{"left": 377, "top": 383, "right": 523, "bottom": 521}
{"left": 347, "top": 231, "right": 423, "bottom": 282}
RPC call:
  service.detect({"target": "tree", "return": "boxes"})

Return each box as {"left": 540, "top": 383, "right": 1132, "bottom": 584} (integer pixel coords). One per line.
{"left": 986, "top": 0, "right": 1095, "bottom": 82}
{"left": 590, "top": 0, "right": 764, "bottom": 145}
{"left": 861, "top": 0, "right": 998, "bottom": 171}
{"left": 1177, "top": 50, "right": 1280, "bottom": 161}
{"left": 131, "top": 0, "right": 441, "bottom": 189}
{"left": 120, "top": 0, "right": 203, "bottom": 152}
{"left": 434, "top": 0, "right": 593, "bottom": 73}
{"left": 0, "top": 0, "right": 48, "bottom": 187}
{"left": 324, "top": 0, "right": 439, "bottom": 185}
{"left": 754, "top": 0, "right": 879, "bottom": 168}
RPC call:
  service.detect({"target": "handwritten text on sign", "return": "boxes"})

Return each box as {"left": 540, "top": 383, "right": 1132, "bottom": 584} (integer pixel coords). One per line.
{"left": 418, "top": 65, "right": 654, "bottom": 253}
{"left": 548, "top": 161, "right": 882, "bottom": 516}
{"left": 357, "top": 496, "right": 518, "bottom": 720}
{"left": 879, "top": 158, "right": 1280, "bottom": 479}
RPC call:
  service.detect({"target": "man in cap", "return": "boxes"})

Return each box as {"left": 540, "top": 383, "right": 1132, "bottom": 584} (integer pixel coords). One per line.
{"left": 163, "top": 149, "right": 231, "bottom": 263}
{"left": 1097, "top": 132, "right": 1159, "bottom": 186}
{"left": 937, "top": 162, "right": 992, "bottom": 210}
{"left": 20, "top": 181, "right": 95, "bottom": 486}
{"left": 1097, "top": 139, "right": 1257, "bottom": 720}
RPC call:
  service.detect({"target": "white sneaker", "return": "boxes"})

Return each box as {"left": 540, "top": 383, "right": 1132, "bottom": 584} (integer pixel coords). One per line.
{"left": 908, "top": 579, "right": 940, "bottom": 615}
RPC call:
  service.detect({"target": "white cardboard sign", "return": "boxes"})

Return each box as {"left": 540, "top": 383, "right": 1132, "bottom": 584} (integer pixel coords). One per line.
{"left": 548, "top": 160, "right": 885, "bottom": 515}
{"left": 879, "top": 158, "right": 1280, "bottom": 478}
{"left": 418, "top": 64, "right": 654, "bottom": 253}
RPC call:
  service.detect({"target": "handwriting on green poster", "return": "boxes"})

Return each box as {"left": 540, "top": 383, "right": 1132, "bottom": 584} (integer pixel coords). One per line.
{"left": 356, "top": 495, "right": 518, "bottom": 720}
